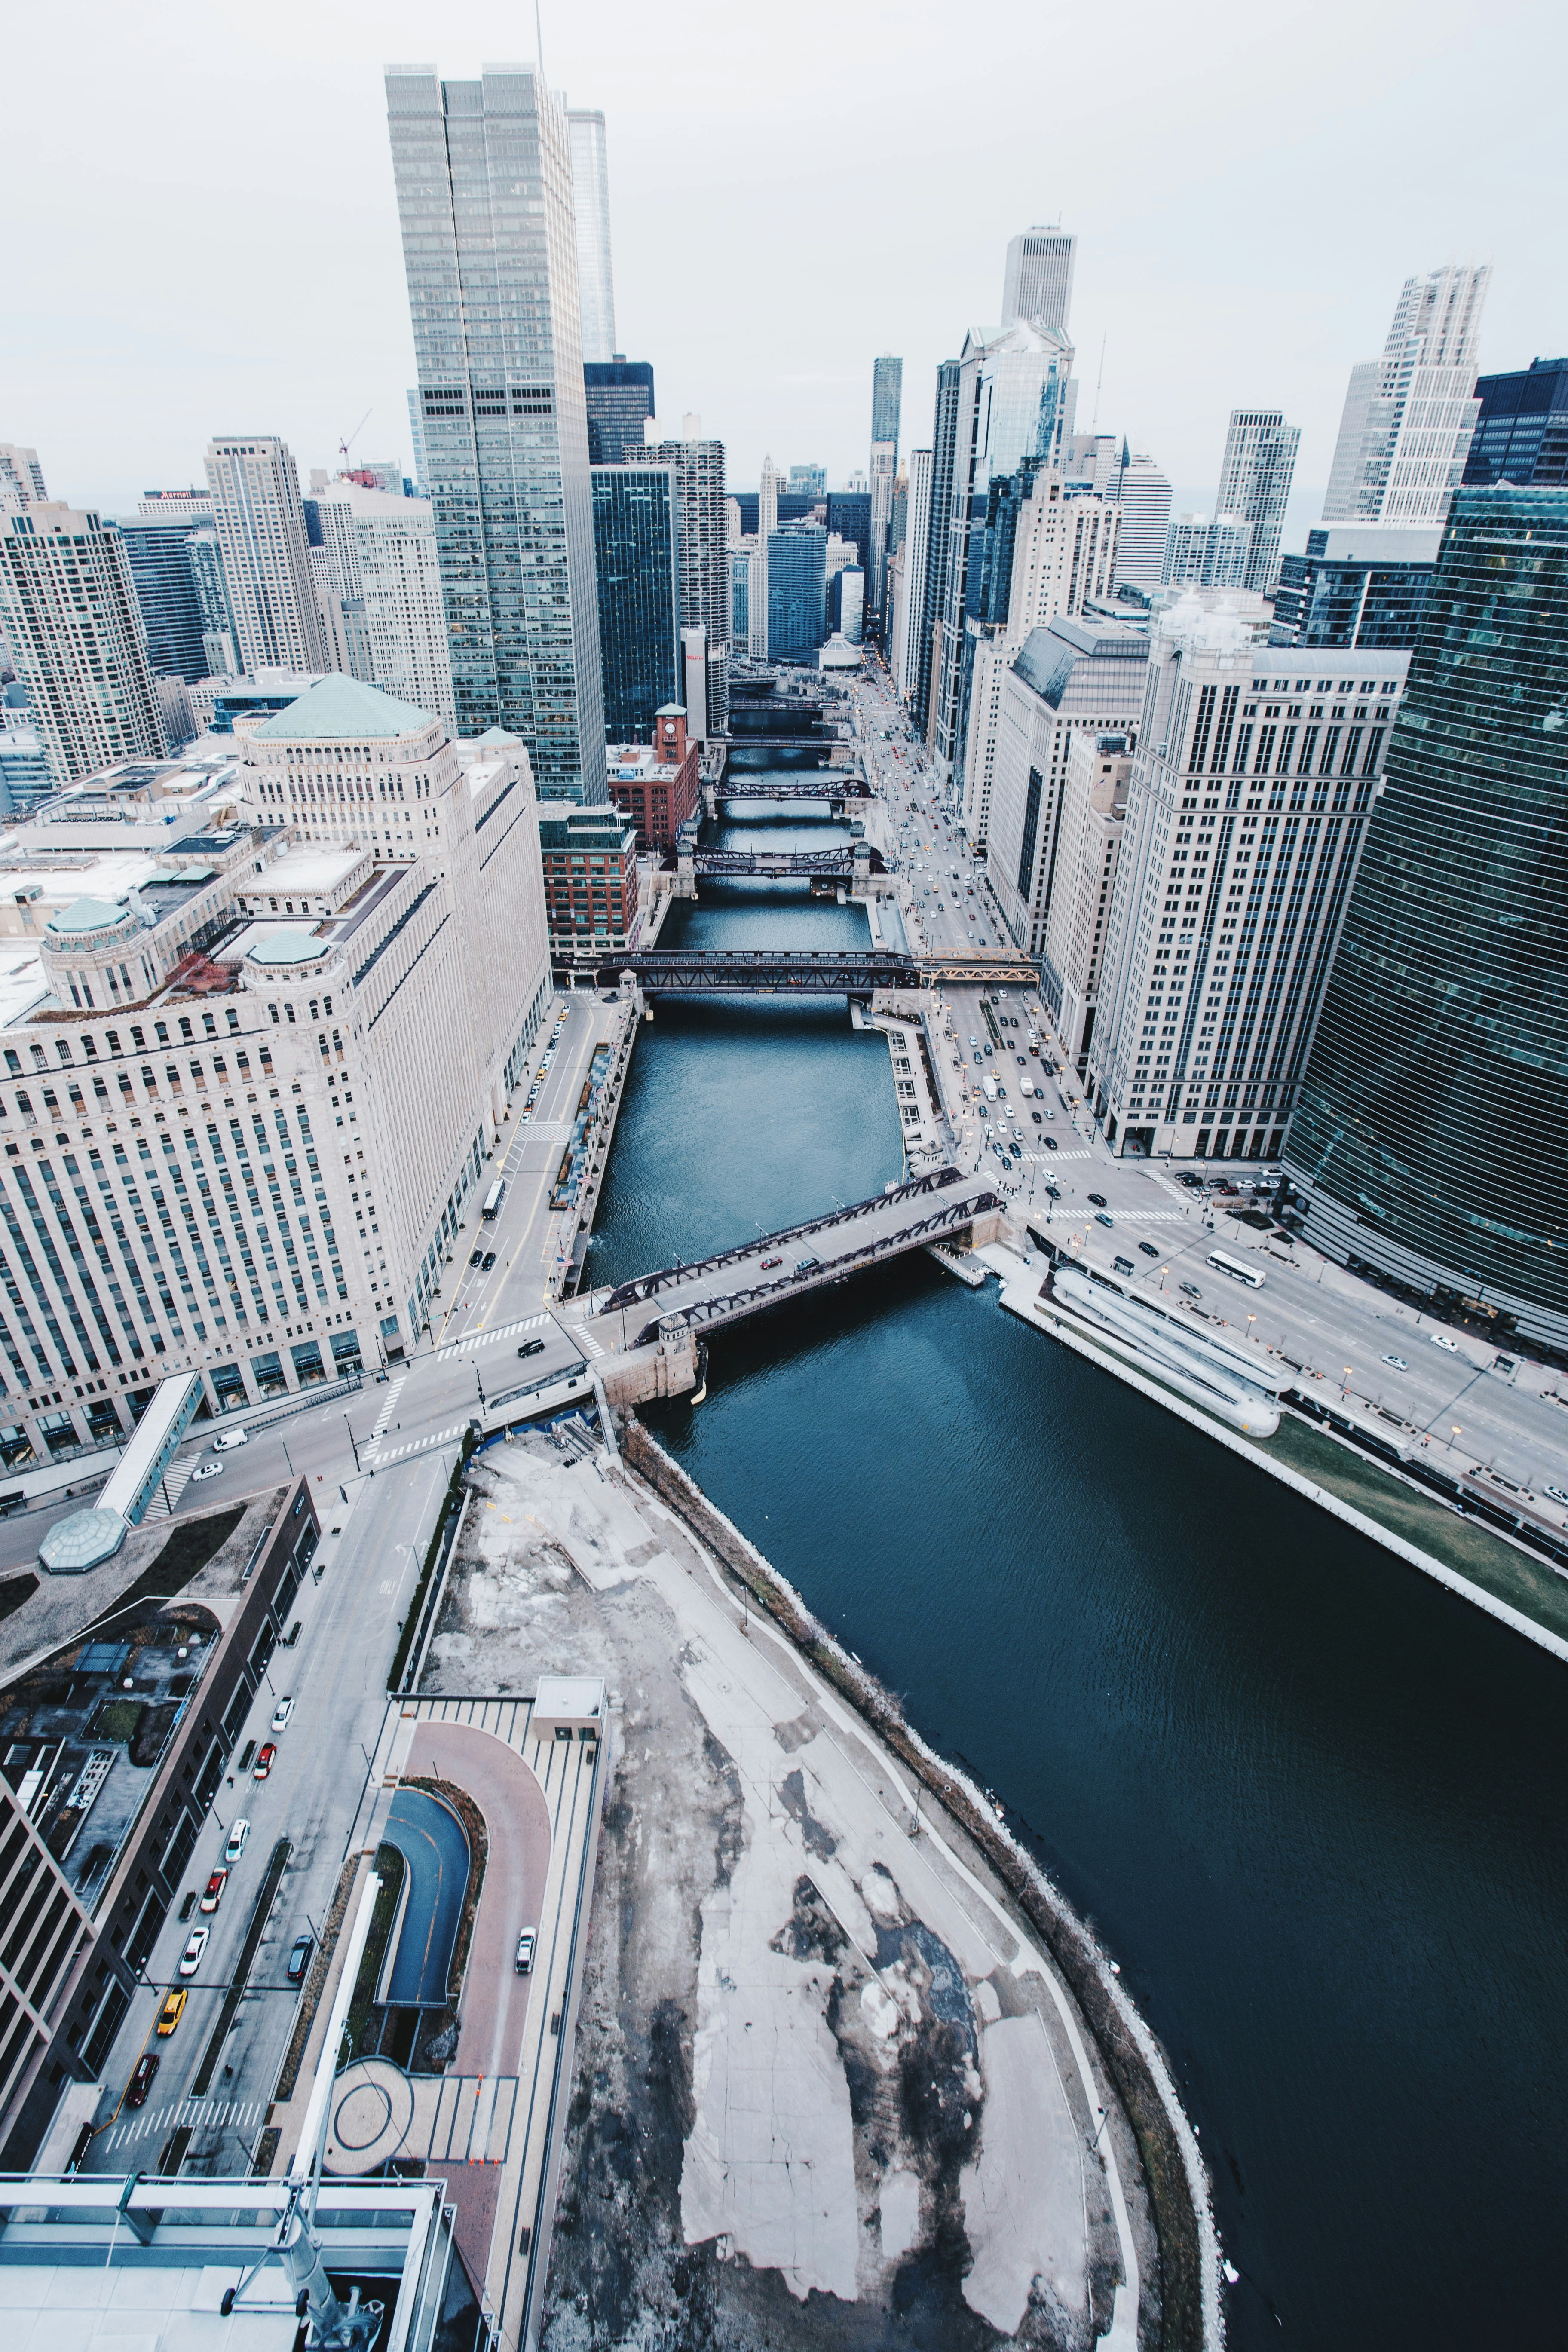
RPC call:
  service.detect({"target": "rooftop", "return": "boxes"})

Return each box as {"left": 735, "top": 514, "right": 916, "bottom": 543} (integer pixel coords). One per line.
{"left": 247, "top": 928, "right": 331, "bottom": 968}
{"left": 250, "top": 672, "right": 438, "bottom": 744}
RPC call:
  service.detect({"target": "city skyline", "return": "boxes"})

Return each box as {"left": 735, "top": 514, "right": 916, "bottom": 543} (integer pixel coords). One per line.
{"left": 6, "top": 0, "right": 1560, "bottom": 525}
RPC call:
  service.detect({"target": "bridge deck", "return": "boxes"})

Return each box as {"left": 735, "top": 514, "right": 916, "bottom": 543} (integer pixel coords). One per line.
{"left": 567, "top": 1167, "right": 1002, "bottom": 1351}
{"left": 582, "top": 949, "right": 1038, "bottom": 990}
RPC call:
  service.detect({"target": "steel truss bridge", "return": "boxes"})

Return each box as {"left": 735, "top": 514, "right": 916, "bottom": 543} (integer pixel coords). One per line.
{"left": 583, "top": 1167, "right": 1002, "bottom": 1349}
{"left": 711, "top": 775, "right": 872, "bottom": 799}
{"left": 577, "top": 947, "right": 1038, "bottom": 992}
{"left": 671, "top": 846, "right": 888, "bottom": 879}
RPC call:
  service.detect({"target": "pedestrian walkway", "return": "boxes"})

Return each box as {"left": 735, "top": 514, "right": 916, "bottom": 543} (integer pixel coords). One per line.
{"left": 370, "top": 1374, "right": 407, "bottom": 1442}
{"left": 141, "top": 1460, "right": 194, "bottom": 1519}
{"left": 436, "top": 1314, "right": 550, "bottom": 1363}
{"left": 103, "top": 2093, "right": 266, "bottom": 2150}
{"left": 368, "top": 1421, "right": 469, "bottom": 1466}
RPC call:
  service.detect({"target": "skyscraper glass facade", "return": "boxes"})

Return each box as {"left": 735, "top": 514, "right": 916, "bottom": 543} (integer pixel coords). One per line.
{"left": 1271, "top": 527, "right": 1439, "bottom": 649}
{"left": 385, "top": 67, "right": 606, "bottom": 802}
{"left": 1462, "top": 356, "right": 1568, "bottom": 489}
{"left": 114, "top": 521, "right": 208, "bottom": 682}
{"left": 1285, "top": 487, "right": 1568, "bottom": 1347}
{"left": 767, "top": 526, "right": 826, "bottom": 665}
{"left": 872, "top": 357, "right": 902, "bottom": 456}
{"left": 584, "top": 360, "right": 655, "bottom": 464}
{"left": 591, "top": 464, "right": 679, "bottom": 741}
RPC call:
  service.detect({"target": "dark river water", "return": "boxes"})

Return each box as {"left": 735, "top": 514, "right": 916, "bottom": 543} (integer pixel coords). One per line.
{"left": 588, "top": 792, "right": 1568, "bottom": 2352}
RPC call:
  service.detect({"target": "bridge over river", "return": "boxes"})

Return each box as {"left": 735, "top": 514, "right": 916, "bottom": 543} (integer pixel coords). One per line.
{"left": 579, "top": 947, "right": 1039, "bottom": 992}
{"left": 666, "top": 845, "right": 889, "bottom": 881}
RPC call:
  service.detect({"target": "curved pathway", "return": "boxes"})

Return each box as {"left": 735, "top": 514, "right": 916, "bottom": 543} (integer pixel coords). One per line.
{"left": 381, "top": 1786, "right": 470, "bottom": 2008}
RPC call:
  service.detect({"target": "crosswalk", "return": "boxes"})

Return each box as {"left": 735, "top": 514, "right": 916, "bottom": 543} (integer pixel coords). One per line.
{"left": 369, "top": 1374, "right": 407, "bottom": 1442}
{"left": 104, "top": 2094, "right": 265, "bottom": 2151}
{"left": 435, "top": 1313, "right": 549, "bottom": 1363}
{"left": 518, "top": 1118, "right": 573, "bottom": 1142}
{"left": 142, "top": 1461, "right": 194, "bottom": 1520}
{"left": 369, "top": 1421, "right": 468, "bottom": 1466}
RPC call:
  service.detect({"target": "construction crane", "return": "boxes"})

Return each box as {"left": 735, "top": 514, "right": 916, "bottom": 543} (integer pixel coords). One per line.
{"left": 337, "top": 410, "right": 372, "bottom": 468}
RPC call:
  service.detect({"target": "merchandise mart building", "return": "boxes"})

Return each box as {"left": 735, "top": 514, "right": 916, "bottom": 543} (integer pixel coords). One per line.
{"left": 1284, "top": 486, "right": 1568, "bottom": 1356}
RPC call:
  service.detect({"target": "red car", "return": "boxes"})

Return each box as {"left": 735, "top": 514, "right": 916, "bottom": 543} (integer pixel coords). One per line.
{"left": 126, "top": 2052, "right": 159, "bottom": 2109}
{"left": 199, "top": 1868, "right": 228, "bottom": 1914}
{"left": 760, "top": 1256, "right": 783, "bottom": 1271}
{"left": 253, "top": 1743, "right": 277, "bottom": 1781}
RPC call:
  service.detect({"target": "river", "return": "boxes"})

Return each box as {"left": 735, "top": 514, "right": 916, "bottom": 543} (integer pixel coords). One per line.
{"left": 587, "top": 787, "right": 1568, "bottom": 2351}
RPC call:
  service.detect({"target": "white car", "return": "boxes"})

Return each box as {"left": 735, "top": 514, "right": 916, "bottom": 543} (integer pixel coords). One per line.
{"left": 190, "top": 1460, "right": 224, "bottom": 1482}
{"left": 1428, "top": 1331, "right": 1459, "bottom": 1353}
{"left": 270, "top": 1697, "right": 294, "bottom": 1733}
{"left": 213, "top": 1426, "right": 249, "bottom": 1450}
{"left": 224, "top": 1819, "right": 251, "bottom": 1864}
{"left": 1544, "top": 1485, "right": 1568, "bottom": 1507}
{"left": 1380, "top": 1353, "right": 1409, "bottom": 1371}
{"left": 178, "top": 1926, "right": 210, "bottom": 1978}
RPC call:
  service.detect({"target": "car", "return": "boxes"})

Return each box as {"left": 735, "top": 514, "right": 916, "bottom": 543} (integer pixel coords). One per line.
{"left": 253, "top": 1743, "right": 277, "bottom": 1780}
{"left": 760, "top": 1255, "right": 783, "bottom": 1271}
{"left": 1544, "top": 1485, "right": 1568, "bottom": 1507}
{"left": 469, "top": 1249, "right": 484, "bottom": 1267}
{"left": 796, "top": 1256, "right": 819, "bottom": 1272}
{"left": 213, "top": 1426, "right": 249, "bottom": 1451}
{"left": 1429, "top": 1331, "right": 1459, "bottom": 1353}
{"left": 1087, "top": 1192, "right": 1108, "bottom": 1208}
{"left": 178, "top": 1926, "right": 209, "bottom": 1978}
{"left": 156, "top": 1990, "right": 187, "bottom": 2037}
{"left": 126, "top": 2052, "right": 160, "bottom": 2108}
{"left": 224, "top": 1819, "right": 251, "bottom": 1864}
{"left": 1139, "top": 1241, "right": 1160, "bottom": 1259}
{"left": 1031, "top": 1111, "right": 1042, "bottom": 1124}
{"left": 1042, "top": 1136, "right": 1057, "bottom": 1151}
{"left": 1380, "top": 1353, "right": 1409, "bottom": 1371}
{"left": 191, "top": 1460, "right": 224, "bottom": 1482}
{"left": 481, "top": 1251, "right": 497, "bottom": 1271}
{"left": 1095, "top": 1211, "right": 1115, "bottom": 1228}
{"left": 517, "top": 1338, "right": 545, "bottom": 1360}
{"left": 286, "top": 1932, "right": 314, "bottom": 1986}
{"left": 973, "top": 1053, "right": 983, "bottom": 1066}
{"left": 270, "top": 1697, "right": 294, "bottom": 1733}
{"left": 199, "top": 1868, "right": 228, "bottom": 1914}
{"left": 514, "top": 1929, "right": 536, "bottom": 1975}
{"left": 1179, "top": 1281, "right": 1202, "bottom": 1300}
{"left": 1016, "top": 1054, "right": 1026, "bottom": 1065}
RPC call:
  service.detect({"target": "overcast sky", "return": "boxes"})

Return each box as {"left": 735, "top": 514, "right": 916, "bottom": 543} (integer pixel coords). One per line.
{"left": 8, "top": 0, "right": 1562, "bottom": 548}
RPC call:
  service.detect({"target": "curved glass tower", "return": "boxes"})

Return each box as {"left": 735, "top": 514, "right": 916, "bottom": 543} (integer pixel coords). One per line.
{"left": 1286, "top": 486, "right": 1568, "bottom": 1351}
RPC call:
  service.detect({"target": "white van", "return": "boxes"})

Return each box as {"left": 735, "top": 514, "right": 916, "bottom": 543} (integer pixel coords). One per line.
{"left": 213, "top": 1426, "right": 250, "bottom": 1451}
{"left": 983, "top": 1075, "right": 998, "bottom": 1100}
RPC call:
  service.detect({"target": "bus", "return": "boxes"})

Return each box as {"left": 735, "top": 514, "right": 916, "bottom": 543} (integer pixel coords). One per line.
{"left": 1207, "top": 1248, "right": 1265, "bottom": 1289}
{"left": 481, "top": 1179, "right": 505, "bottom": 1221}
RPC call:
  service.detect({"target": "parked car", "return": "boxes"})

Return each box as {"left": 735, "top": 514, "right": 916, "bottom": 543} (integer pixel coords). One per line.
{"left": 286, "top": 1932, "right": 314, "bottom": 1986}
{"left": 178, "top": 1926, "right": 209, "bottom": 1978}
{"left": 253, "top": 1743, "right": 277, "bottom": 1780}
{"left": 224, "top": 1819, "right": 251, "bottom": 1864}
{"left": 191, "top": 1461, "right": 224, "bottom": 1482}
{"left": 517, "top": 1338, "right": 545, "bottom": 1360}
{"left": 481, "top": 1251, "right": 497, "bottom": 1271}
{"left": 1544, "top": 1485, "right": 1568, "bottom": 1507}
{"left": 156, "top": 1990, "right": 187, "bottom": 2037}
{"left": 469, "top": 1249, "right": 484, "bottom": 1267}
{"left": 126, "top": 2052, "right": 159, "bottom": 2108}
{"left": 199, "top": 1868, "right": 228, "bottom": 1914}
{"left": 213, "top": 1426, "right": 249, "bottom": 1451}
{"left": 270, "top": 1697, "right": 294, "bottom": 1733}
{"left": 514, "top": 1929, "right": 536, "bottom": 1975}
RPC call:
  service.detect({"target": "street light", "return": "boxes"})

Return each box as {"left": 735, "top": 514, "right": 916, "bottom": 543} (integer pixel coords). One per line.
{"left": 343, "top": 1413, "right": 360, "bottom": 1474}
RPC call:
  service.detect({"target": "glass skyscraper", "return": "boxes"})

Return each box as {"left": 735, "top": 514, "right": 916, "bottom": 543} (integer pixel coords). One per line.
{"left": 1463, "top": 355, "right": 1568, "bottom": 488}
{"left": 591, "top": 465, "right": 679, "bottom": 741}
{"left": 584, "top": 360, "right": 655, "bottom": 464}
{"left": 767, "top": 526, "right": 827, "bottom": 665}
{"left": 872, "top": 356, "right": 902, "bottom": 457}
{"left": 114, "top": 520, "right": 208, "bottom": 682}
{"left": 1285, "top": 487, "right": 1568, "bottom": 1351}
{"left": 385, "top": 66, "right": 606, "bottom": 802}
{"left": 1271, "top": 525, "right": 1439, "bottom": 649}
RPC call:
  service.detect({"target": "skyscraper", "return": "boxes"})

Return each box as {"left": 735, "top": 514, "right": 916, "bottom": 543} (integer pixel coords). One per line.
{"left": 0, "top": 447, "right": 48, "bottom": 511}
{"left": 1323, "top": 264, "right": 1491, "bottom": 528}
{"left": 767, "top": 525, "right": 827, "bottom": 664}
{"left": 872, "top": 356, "right": 903, "bottom": 457}
{"left": 406, "top": 389, "right": 428, "bottom": 494}
{"left": 583, "top": 359, "right": 655, "bottom": 463}
{"left": 567, "top": 107, "right": 616, "bottom": 364}
{"left": 1215, "top": 407, "right": 1301, "bottom": 593}
{"left": 1284, "top": 485, "right": 1568, "bottom": 1351}
{"left": 1000, "top": 227, "right": 1077, "bottom": 334}
{"left": 311, "top": 482, "right": 457, "bottom": 727}
{"left": 868, "top": 442, "right": 897, "bottom": 627}
{"left": 592, "top": 463, "right": 680, "bottom": 739}
{"left": 1109, "top": 446, "right": 1173, "bottom": 591}
{"left": 788, "top": 465, "right": 826, "bottom": 499}
{"left": 915, "top": 362, "right": 962, "bottom": 741}
{"left": 1162, "top": 512, "right": 1252, "bottom": 591}
{"left": 754, "top": 457, "right": 781, "bottom": 659}
{"left": 203, "top": 436, "right": 327, "bottom": 674}
{"left": 624, "top": 436, "right": 730, "bottom": 732}
{"left": 1270, "top": 526, "right": 1440, "bottom": 649}
{"left": 894, "top": 447, "right": 934, "bottom": 705}
{"left": 186, "top": 529, "right": 238, "bottom": 676}
{"left": 0, "top": 505, "right": 165, "bottom": 784}
{"left": 1462, "top": 354, "right": 1568, "bottom": 487}
{"left": 115, "top": 518, "right": 209, "bottom": 682}
{"left": 386, "top": 65, "right": 606, "bottom": 802}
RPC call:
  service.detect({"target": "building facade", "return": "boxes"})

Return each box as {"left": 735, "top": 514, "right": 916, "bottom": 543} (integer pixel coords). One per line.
{"left": 767, "top": 524, "right": 827, "bottom": 664}
{"left": 893, "top": 447, "right": 934, "bottom": 705}
{"left": 607, "top": 703, "right": 699, "bottom": 851}
{"left": 185, "top": 529, "right": 239, "bottom": 676}
{"left": 202, "top": 438, "right": 327, "bottom": 676}
{"left": 304, "top": 483, "right": 456, "bottom": 729}
{"left": 113, "top": 520, "right": 208, "bottom": 684}
{"left": 385, "top": 66, "right": 607, "bottom": 802}
{"left": 1090, "top": 597, "right": 1409, "bottom": 1161}
{"left": 872, "top": 356, "right": 903, "bottom": 453}
{"left": 1462, "top": 354, "right": 1568, "bottom": 488}
{"left": 1214, "top": 408, "right": 1300, "bottom": 593}
{"left": 1323, "top": 263, "right": 1491, "bottom": 528}
{"left": 1270, "top": 525, "right": 1440, "bottom": 648}
{"left": 787, "top": 465, "right": 826, "bottom": 499}
{"left": 623, "top": 438, "right": 730, "bottom": 734}
{"left": 915, "top": 364, "right": 962, "bottom": 740}
{"left": 538, "top": 801, "right": 640, "bottom": 959}
{"left": 1284, "top": 486, "right": 1567, "bottom": 1350}
{"left": 591, "top": 463, "right": 680, "bottom": 741}
{"left": 1162, "top": 512, "right": 1252, "bottom": 591}
{"left": 1041, "top": 729, "right": 1132, "bottom": 1076}
{"left": 0, "top": 448, "right": 48, "bottom": 512}
{"left": 1109, "top": 447, "right": 1173, "bottom": 592}
{"left": 1000, "top": 227, "right": 1077, "bottom": 333}
{"left": 567, "top": 107, "right": 616, "bottom": 364}
{"left": 0, "top": 507, "right": 166, "bottom": 787}
{"left": 583, "top": 359, "right": 655, "bottom": 463}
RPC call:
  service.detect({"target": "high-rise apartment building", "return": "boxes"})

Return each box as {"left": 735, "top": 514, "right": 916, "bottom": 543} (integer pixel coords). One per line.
{"left": 135, "top": 490, "right": 212, "bottom": 523}
{"left": 1041, "top": 729, "right": 1132, "bottom": 1076}
{"left": 731, "top": 545, "right": 753, "bottom": 646}
{"left": 1109, "top": 446, "right": 1173, "bottom": 592}
{"left": 892, "top": 447, "right": 934, "bottom": 704}
{"left": 1089, "top": 598, "right": 1409, "bottom": 1160}
{"left": 1284, "top": 486, "right": 1567, "bottom": 1350}
{"left": 788, "top": 465, "right": 826, "bottom": 500}
{"left": 115, "top": 520, "right": 209, "bottom": 683}
{"left": 868, "top": 441, "right": 897, "bottom": 627}
{"left": 930, "top": 322, "right": 1076, "bottom": 785}
{"left": 624, "top": 437, "right": 730, "bottom": 733}
{"left": 872, "top": 356, "right": 903, "bottom": 456}
{"left": 0, "top": 506, "right": 166, "bottom": 785}
{"left": 753, "top": 458, "right": 781, "bottom": 659}
{"left": 914, "top": 363, "right": 962, "bottom": 740}
{"left": 306, "top": 483, "right": 456, "bottom": 729}
{"left": 1214, "top": 408, "right": 1300, "bottom": 592}
{"left": 1270, "top": 525, "right": 1440, "bottom": 649}
{"left": 583, "top": 360, "right": 655, "bottom": 463}
{"left": 386, "top": 65, "right": 606, "bottom": 802}
{"left": 203, "top": 438, "right": 328, "bottom": 675}
{"left": 567, "top": 107, "right": 616, "bottom": 364}
{"left": 767, "top": 525, "right": 827, "bottom": 664}
{"left": 1000, "top": 227, "right": 1077, "bottom": 334}
{"left": 1462, "top": 355, "right": 1568, "bottom": 488}
{"left": 187, "top": 529, "right": 239, "bottom": 676}
{"left": 591, "top": 463, "right": 680, "bottom": 739}
{"left": 1162, "top": 512, "right": 1252, "bottom": 592}
{"left": 1323, "top": 264, "right": 1491, "bottom": 528}
{"left": 0, "top": 447, "right": 47, "bottom": 511}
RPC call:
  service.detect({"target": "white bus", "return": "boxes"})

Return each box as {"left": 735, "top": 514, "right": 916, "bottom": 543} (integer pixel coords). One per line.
{"left": 481, "top": 1179, "right": 505, "bottom": 1221}
{"left": 1207, "top": 1248, "right": 1265, "bottom": 1289}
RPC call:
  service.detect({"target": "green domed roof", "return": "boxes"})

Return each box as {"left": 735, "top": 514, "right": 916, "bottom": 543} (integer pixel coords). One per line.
{"left": 248, "top": 928, "right": 329, "bottom": 967}
{"left": 47, "top": 897, "right": 131, "bottom": 936}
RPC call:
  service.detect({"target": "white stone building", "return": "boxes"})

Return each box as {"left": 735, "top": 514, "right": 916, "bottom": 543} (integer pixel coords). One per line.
{"left": 892, "top": 447, "right": 934, "bottom": 705}
{"left": 1088, "top": 597, "right": 1410, "bottom": 1160}
{"left": 1040, "top": 730, "right": 1133, "bottom": 1078}
{"left": 203, "top": 436, "right": 327, "bottom": 675}
{"left": 0, "top": 680, "right": 549, "bottom": 1467}
{"left": 1323, "top": 264, "right": 1491, "bottom": 528}
{"left": 307, "top": 482, "right": 456, "bottom": 728}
